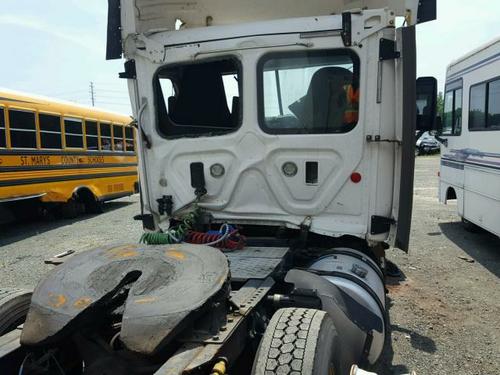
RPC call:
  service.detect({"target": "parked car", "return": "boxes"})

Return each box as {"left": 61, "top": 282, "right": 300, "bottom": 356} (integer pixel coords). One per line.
{"left": 416, "top": 131, "right": 440, "bottom": 155}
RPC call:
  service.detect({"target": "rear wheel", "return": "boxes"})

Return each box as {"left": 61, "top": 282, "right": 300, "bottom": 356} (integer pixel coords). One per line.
{"left": 0, "top": 288, "right": 32, "bottom": 335}
{"left": 252, "top": 308, "right": 340, "bottom": 375}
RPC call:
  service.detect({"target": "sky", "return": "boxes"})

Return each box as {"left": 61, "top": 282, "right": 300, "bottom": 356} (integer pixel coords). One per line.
{"left": 0, "top": 0, "right": 499, "bottom": 116}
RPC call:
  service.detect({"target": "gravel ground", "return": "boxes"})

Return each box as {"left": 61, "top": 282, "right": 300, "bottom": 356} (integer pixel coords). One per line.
{"left": 0, "top": 155, "right": 499, "bottom": 374}
{"left": 374, "top": 155, "right": 500, "bottom": 375}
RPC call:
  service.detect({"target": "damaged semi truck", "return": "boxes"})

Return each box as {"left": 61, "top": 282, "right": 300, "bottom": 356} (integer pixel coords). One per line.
{"left": 0, "top": 0, "right": 438, "bottom": 374}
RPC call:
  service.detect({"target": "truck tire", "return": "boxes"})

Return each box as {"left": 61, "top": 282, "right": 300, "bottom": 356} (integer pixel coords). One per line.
{"left": 252, "top": 308, "right": 340, "bottom": 375}
{"left": 0, "top": 288, "right": 32, "bottom": 335}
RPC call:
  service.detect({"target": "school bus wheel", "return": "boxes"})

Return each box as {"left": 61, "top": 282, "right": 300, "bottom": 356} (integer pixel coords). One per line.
{"left": 76, "top": 188, "right": 104, "bottom": 214}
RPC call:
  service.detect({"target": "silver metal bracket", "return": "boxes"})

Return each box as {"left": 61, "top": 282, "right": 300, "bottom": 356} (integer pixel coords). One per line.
{"left": 366, "top": 135, "right": 402, "bottom": 145}
{"left": 123, "top": 33, "right": 167, "bottom": 63}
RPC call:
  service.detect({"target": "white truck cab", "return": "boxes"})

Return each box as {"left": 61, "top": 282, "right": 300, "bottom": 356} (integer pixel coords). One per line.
{"left": 107, "top": 0, "right": 437, "bottom": 252}
{"left": 0, "top": 2, "right": 439, "bottom": 375}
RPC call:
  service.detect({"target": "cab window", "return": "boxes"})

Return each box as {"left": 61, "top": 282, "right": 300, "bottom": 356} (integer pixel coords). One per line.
{"left": 155, "top": 58, "right": 241, "bottom": 138}
{"left": 259, "top": 50, "right": 360, "bottom": 134}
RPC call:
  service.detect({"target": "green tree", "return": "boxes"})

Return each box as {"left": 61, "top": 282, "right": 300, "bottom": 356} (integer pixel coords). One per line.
{"left": 436, "top": 91, "right": 444, "bottom": 118}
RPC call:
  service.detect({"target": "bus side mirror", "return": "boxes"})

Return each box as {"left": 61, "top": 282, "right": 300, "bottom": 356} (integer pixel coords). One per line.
{"left": 416, "top": 76, "right": 437, "bottom": 131}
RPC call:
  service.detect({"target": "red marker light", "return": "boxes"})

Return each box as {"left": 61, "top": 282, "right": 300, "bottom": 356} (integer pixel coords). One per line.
{"left": 350, "top": 172, "right": 362, "bottom": 183}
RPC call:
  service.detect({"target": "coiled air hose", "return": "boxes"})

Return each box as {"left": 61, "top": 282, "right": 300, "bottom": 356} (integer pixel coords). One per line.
{"left": 139, "top": 206, "right": 245, "bottom": 250}
{"left": 139, "top": 206, "right": 200, "bottom": 245}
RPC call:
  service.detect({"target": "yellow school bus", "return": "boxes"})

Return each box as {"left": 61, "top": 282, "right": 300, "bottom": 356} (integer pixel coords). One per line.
{"left": 0, "top": 89, "right": 138, "bottom": 220}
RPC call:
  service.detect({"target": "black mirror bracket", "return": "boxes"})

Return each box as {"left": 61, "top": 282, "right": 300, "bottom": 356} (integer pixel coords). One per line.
{"left": 434, "top": 135, "right": 448, "bottom": 147}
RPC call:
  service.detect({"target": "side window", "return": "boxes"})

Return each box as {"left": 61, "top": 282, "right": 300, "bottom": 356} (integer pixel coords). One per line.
{"left": 469, "top": 78, "right": 500, "bottom": 131}
{"left": 156, "top": 58, "right": 241, "bottom": 138}
{"left": 100, "top": 122, "right": 112, "bottom": 150}
{"left": 85, "top": 121, "right": 99, "bottom": 150}
{"left": 442, "top": 91, "right": 454, "bottom": 134}
{"left": 124, "top": 126, "right": 135, "bottom": 151}
{"left": 487, "top": 78, "right": 500, "bottom": 129}
{"left": 469, "top": 83, "right": 486, "bottom": 130}
{"left": 64, "top": 118, "right": 84, "bottom": 148}
{"left": 0, "top": 107, "right": 5, "bottom": 148}
{"left": 442, "top": 84, "right": 463, "bottom": 136}
{"left": 39, "top": 114, "right": 62, "bottom": 149}
{"left": 112, "top": 124, "right": 124, "bottom": 151}
{"left": 9, "top": 109, "right": 37, "bottom": 148}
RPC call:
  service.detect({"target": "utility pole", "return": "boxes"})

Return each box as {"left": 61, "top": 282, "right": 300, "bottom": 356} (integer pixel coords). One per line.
{"left": 89, "top": 81, "right": 95, "bottom": 107}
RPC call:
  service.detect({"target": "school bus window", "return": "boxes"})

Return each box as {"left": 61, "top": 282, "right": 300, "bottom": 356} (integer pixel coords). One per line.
{"left": 0, "top": 107, "right": 5, "bottom": 148}
{"left": 100, "top": 122, "right": 112, "bottom": 150}
{"left": 64, "top": 118, "right": 83, "bottom": 148}
{"left": 85, "top": 120, "right": 99, "bottom": 150}
{"left": 113, "top": 124, "right": 124, "bottom": 151}
{"left": 39, "top": 113, "right": 62, "bottom": 149}
{"left": 9, "top": 109, "right": 37, "bottom": 148}
{"left": 125, "top": 126, "right": 135, "bottom": 151}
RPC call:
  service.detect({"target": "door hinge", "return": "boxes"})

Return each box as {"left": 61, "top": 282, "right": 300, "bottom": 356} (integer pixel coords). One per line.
{"left": 371, "top": 215, "right": 396, "bottom": 235}
{"left": 341, "top": 12, "right": 352, "bottom": 47}
{"left": 379, "top": 38, "right": 400, "bottom": 61}
{"left": 366, "top": 135, "right": 401, "bottom": 145}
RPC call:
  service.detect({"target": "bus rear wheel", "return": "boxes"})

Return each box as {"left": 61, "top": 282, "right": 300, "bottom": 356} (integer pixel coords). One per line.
{"left": 252, "top": 308, "right": 340, "bottom": 375}
{"left": 59, "top": 199, "right": 85, "bottom": 219}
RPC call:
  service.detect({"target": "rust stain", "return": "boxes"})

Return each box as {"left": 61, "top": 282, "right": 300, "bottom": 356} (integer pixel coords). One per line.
{"left": 134, "top": 296, "right": 157, "bottom": 304}
{"left": 48, "top": 293, "right": 67, "bottom": 308}
{"left": 73, "top": 297, "right": 92, "bottom": 309}
{"left": 107, "top": 245, "right": 139, "bottom": 259}
{"left": 166, "top": 249, "right": 186, "bottom": 260}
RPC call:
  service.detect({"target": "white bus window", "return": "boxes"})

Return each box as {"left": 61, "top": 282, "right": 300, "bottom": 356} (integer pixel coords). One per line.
{"left": 39, "top": 114, "right": 62, "bottom": 149}
{"left": 442, "top": 86, "right": 462, "bottom": 135}
{"left": 454, "top": 88, "right": 462, "bottom": 134}
{"left": 259, "top": 50, "right": 359, "bottom": 134}
{"left": 64, "top": 118, "right": 84, "bottom": 148}
{"left": 469, "top": 83, "right": 486, "bottom": 130}
{"left": 488, "top": 79, "right": 500, "bottom": 129}
{"left": 9, "top": 110, "right": 37, "bottom": 148}
{"left": 85, "top": 121, "right": 99, "bottom": 150}
{"left": 0, "top": 108, "right": 5, "bottom": 148}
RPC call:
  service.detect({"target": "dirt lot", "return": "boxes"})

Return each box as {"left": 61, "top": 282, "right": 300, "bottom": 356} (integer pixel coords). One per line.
{"left": 0, "top": 155, "right": 499, "bottom": 374}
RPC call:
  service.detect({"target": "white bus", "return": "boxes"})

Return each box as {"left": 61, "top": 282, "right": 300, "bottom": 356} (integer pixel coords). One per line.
{"left": 439, "top": 37, "right": 500, "bottom": 236}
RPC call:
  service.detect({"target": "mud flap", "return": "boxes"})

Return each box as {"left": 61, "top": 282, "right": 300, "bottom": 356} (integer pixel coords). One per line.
{"left": 394, "top": 26, "right": 417, "bottom": 252}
